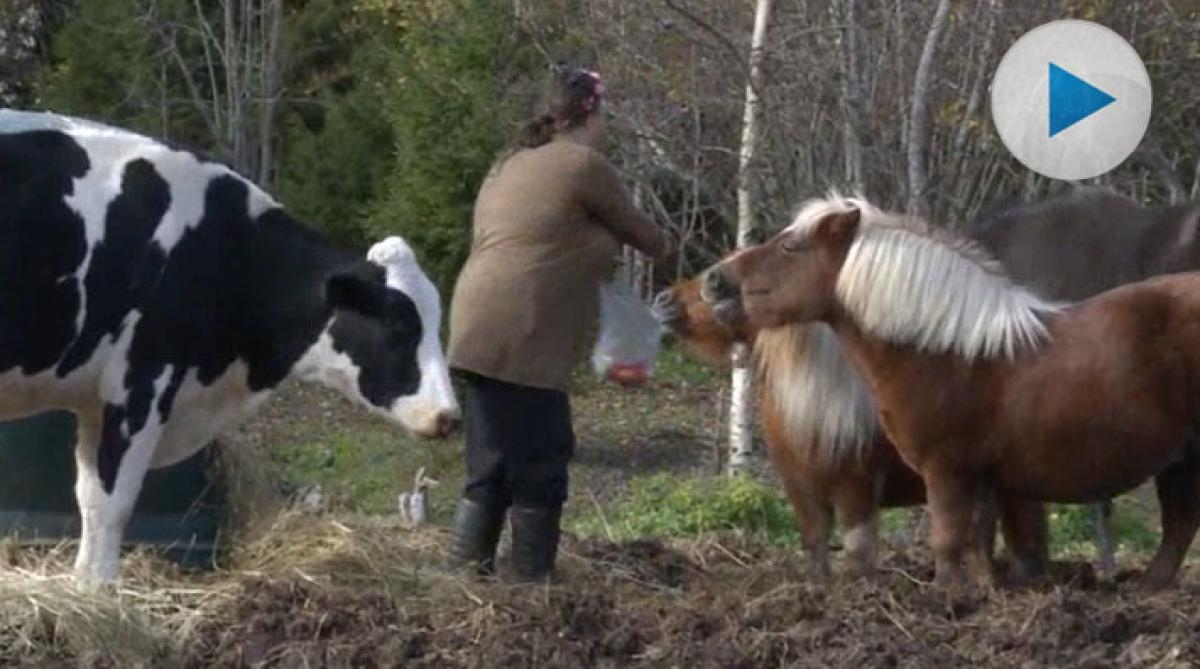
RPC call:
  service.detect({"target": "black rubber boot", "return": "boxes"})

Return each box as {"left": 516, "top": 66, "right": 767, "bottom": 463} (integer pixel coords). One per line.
{"left": 509, "top": 505, "right": 562, "bottom": 583}
{"left": 448, "top": 497, "right": 506, "bottom": 576}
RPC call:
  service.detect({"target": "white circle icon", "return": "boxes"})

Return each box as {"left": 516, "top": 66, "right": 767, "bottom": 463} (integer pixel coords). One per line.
{"left": 990, "top": 19, "right": 1152, "bottom": 181}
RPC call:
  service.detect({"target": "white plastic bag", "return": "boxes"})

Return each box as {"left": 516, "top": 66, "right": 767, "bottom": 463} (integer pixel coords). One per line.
{"left": 591, "top": 279, "right": 664, "bottom": 386}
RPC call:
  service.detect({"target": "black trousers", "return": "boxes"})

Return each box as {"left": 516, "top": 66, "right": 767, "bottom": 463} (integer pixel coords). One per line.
{"left": 459, "top": 371, "right": 575, "bottom": 509}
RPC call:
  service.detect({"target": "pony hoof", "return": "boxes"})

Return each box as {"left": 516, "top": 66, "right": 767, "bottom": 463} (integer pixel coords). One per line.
{"left": 933, "top": 568, "right": 967, "bottom": 591}
{"left": 806, "top": 564, "right": 833, "bottom": 582}
{"left": 842, "top": 559, "right": 877, "bottom": 582}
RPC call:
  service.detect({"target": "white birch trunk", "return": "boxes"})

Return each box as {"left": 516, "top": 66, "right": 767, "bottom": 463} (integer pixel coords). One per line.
{"left": 906, "top": 0, "right": 951, "bottom": 218}
{"left": 257, "top": 0, "right": 283, "bottom": 189}
{"left": 840, "top": 0, "right": 866, "bottom": 193}
{"left": 728, "top": 0, "right": 773, "bottom": 475}
{"left": 1192, "top": 155, "right": 1200, "bottom": 199}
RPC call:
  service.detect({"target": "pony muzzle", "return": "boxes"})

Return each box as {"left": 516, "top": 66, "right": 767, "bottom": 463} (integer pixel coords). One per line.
{"left": 651, "top": 289, "right": 683, "bottom": 326}
{"left": 700, "top": 267, "right": 745, "bottom": 326}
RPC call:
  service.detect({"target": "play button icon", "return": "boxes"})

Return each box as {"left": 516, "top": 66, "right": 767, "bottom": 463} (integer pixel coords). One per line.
{"left": 1048, "top": 63, "right": 1115, "bottom": 137}
{"left": 991, "top": 20, "right": 1152, "bottom": 180}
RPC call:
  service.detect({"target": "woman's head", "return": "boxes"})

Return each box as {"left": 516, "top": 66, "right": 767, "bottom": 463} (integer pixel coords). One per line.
{"left": 517, "top": 66, "right": 606, "bottom": 149}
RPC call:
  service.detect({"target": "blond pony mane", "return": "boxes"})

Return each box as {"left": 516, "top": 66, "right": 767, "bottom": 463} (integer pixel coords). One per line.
{"left": 791, "top": 193, "right": 1062, "bottom": 360}
{"left": 754, "top": 323, "right": 878, "bottom": 463}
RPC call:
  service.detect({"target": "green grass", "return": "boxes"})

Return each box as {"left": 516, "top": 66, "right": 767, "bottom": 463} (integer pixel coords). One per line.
{"left": 272, "top": 425, "right": 467, "bottom": 522}
{"left": 254, "top": 340, "right": 1167, "bottom": 564}
{"left": 265, "top": 341, "right": 719, "bottom": 526}
{"left": 572, "top": 472, "right": 1161, "bottom": 562}
{"left": 1047, "top": 500, "right": 1158, "bottom": 557}
{"left": 651, "top": 342, "right": 722, "bottom": 387}
{"left": 571, "top": 473, "right": 802, "bottom": 547}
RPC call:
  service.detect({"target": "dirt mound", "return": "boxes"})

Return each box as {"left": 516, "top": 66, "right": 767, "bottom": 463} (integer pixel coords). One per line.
{"left": 5, "top": 517, "right": 1199, "bottom": 668}
{"left": 185, "top": 530, "right": 1199, "bottom": 668}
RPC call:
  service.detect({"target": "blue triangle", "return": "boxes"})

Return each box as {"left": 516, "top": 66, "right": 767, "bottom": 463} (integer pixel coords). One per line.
{"left": 1049, "top": 63, "right": 1116, "bottom": 137}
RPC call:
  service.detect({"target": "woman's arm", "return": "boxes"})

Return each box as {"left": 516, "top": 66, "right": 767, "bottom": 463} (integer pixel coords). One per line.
{"left": 576, "top": 151, "right": 673, "bottom": 263}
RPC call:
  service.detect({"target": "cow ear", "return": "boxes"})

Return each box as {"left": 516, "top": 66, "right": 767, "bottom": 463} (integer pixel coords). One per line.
{"left": 815, "top": 209, "right": 860, "bottom": 247}
{"left": 326, "top": 267, "right": 388, "bottom": 318}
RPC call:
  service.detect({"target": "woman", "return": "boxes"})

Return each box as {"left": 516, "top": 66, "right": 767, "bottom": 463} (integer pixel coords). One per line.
{"left": 446, "top": 67, "right": 673, "bottom": 582}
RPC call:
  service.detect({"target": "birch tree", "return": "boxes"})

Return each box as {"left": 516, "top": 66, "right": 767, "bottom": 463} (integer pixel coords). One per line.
{"left": 839, "top": 0, "right": 867, "bottom": 194}
{"left": 906, "top": 0, "right": 951, "bottom": 217}
{"left": 728, "top": 0, "right": 773, "bottom": 475}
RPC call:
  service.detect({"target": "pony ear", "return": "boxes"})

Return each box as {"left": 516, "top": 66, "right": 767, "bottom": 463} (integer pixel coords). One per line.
{"left": 816, "top": 209, "right": 861, "bottom": 247}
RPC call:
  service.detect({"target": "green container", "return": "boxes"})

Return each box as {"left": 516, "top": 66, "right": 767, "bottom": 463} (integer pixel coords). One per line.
{"left": 0, "top": 411, "right": 223, "bottom": 570}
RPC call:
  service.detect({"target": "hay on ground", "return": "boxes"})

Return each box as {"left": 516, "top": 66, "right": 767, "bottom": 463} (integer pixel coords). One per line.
{"left": 1, "top": 510, "right": 1198, "bottom": 668}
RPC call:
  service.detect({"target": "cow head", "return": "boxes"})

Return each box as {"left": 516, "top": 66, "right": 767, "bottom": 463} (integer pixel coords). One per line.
{"left": 314, "top": 237, "right": 461, "bottom": 439}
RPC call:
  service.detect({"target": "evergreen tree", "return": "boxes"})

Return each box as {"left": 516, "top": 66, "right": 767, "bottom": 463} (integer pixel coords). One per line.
{"left": 274, "top": 0, "right": 395, "bottom": 248}
{"left": 37, "top": 0, "right": 193, "bottom": 138}
{"left": 366, "top": 0, "right": 544, "bottom": 295}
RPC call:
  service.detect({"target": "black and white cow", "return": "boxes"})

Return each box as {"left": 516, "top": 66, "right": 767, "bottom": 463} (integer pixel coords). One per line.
{"left": 0, "top": 109, "right": 460, "bottom": 585}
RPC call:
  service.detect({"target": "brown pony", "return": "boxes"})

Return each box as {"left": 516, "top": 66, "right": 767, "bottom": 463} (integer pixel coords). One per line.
{"left": 703, "top": 193, "right": 1200, "bottom": 591}
{"left": 652, "top": 277, "right": 926, "bottom": 577}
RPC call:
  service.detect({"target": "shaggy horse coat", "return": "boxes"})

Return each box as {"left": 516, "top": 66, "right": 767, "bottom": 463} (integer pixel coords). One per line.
{"left": 705, "top": 194, "right": 1200, "bottom": 590}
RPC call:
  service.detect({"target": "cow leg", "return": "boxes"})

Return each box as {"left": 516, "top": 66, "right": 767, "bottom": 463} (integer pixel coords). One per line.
{"left": 73, "top": 406, "right": 162, "bottom": 586}
{"left": 1092, "top": 500, "right": 1116, "bottom": 575}
{"left": 1139, "top": 460, "right": 1200, "bottom": 591}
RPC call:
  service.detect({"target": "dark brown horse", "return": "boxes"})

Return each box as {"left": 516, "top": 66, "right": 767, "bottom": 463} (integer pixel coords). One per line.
{"left": 971, "top": 186, "right": 1200, "bottom": 305}
{"left": 971, "top": 187, "right": 1200, "bottom": 571}
{"left": 704, "top": 193, "right": 1200, "bottom": 591}
{"left": 653, "top": 277, "right": 926, "bottom": 577}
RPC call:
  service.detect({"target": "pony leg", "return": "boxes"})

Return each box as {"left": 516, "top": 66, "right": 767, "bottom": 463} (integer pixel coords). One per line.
{"left": 801, "top": 500, "right": 835, "bottom": 579}
{"left": 923, "top": 470, "right": 977, "bottom": 588}
{"left": 764, "top": 436, "right": 834, "bottom": 579}
{"left": 1092, "top": 500, "right": 1116, "bottom": 575}
{"left": 964, "top": 490, "right": 999, "bottom": 586}
{"left": 73, "top": 407, "right": 161, "bottom": 587}
{"left": 831, "top": 478, "right": 880, "bottom": 578}
{"left": 1140, "top": 461, "right": 1200, "bottom": 591}
{"left": 996, "top": 495, "right": 1050, "bottom": 586}
{"left": 788, "top": 484, "right": 834, "bottom": 579}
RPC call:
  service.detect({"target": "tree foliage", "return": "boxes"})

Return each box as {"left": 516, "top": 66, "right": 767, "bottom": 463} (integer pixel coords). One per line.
{"left": 12, "top": 0, "right": 1200, "bottom": 290}
{"left": 364, "top": 0, "right": 547, "bottom": 294}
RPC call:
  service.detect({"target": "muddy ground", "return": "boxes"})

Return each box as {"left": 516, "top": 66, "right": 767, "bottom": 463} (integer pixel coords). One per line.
{"left": 6, "top": 510, "right": 1197, "bottom": 668}
{"left": 4, "top": 350, "right": 1189, "bottom": 668}
{"left": 187, "top": 534, "right": 1198, "bottom": 668}
{"left": 176, "top": 365, "right": 1191, "bottom": 669}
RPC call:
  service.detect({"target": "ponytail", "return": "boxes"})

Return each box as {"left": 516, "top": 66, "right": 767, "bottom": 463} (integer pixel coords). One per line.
{"left": 508, "top": 65, "right": 603, "bottom": 153}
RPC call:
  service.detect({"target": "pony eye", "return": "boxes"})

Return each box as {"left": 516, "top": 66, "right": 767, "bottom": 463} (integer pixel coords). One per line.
{"left": 780, "top": 239, "right": 805, "bottom": 253}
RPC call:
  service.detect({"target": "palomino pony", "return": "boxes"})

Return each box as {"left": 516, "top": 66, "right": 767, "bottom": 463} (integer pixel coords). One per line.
{"left": 653, "top": 277, "right": 926, "bottom": 577}
{"left": 661, "top": 187, "right": 1200, "bottom": 577}
{"left": 703, "top": 194, "right": 1200, "bottom": 590}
